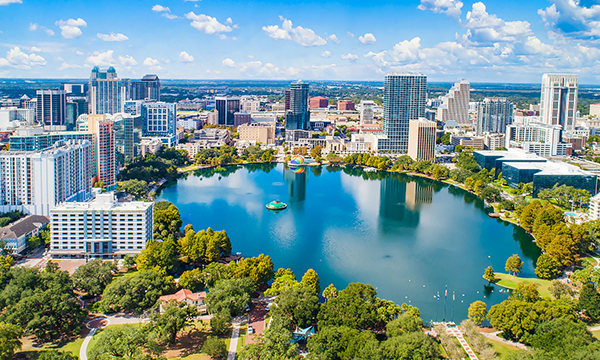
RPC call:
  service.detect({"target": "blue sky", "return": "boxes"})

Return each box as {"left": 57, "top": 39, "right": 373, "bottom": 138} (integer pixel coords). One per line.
{"left": 1, "top": 0, "right": 600, "bottom": 83}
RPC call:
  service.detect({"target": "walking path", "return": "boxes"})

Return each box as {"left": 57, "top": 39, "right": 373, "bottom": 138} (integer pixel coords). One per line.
{"left": 446, "top": 327, "right": 478, "bottom": 360}
{"left": 480, "top": 331, "right": 528, "bottom": 350}
{"left": 80, "top": 317, "right": 110, "bottom": 360}
{"left": 227, "top": 322, "right": 241, "bottom": 360}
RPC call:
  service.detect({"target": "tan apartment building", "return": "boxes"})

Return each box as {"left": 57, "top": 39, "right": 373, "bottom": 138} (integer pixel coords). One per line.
{"left": 238, "top": 122, "right": 275, "bottom": 145}
{"left": 408, "top": 118, "right": 436, "bottom": 161}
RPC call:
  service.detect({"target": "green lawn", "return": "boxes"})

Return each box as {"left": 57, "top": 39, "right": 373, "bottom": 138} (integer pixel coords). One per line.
{"left": 494, "top": 272, "right": 553, "bottom": 298}
{"left": 16, "top": 333, "right": 85, "bottom": 359}
{"left": 486, "top": 337, "right": 526, "bottom": 359}
{"left": 593, "top": 330, "right": 600, "bottom": 341}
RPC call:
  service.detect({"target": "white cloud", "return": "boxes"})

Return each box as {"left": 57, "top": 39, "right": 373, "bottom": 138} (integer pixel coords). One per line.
{"left": 341, "top": 53, "right": 359, "bottom": 61}
{"left": 262, "top": 16, "right": 327, "bottom": 47}
{"left": 152, "top": 4, "right": 170, "bottom": 12}
{"left": 29, "top": 23, "right": 55, "bottom": 36}
{"left": 321, "top": 50, "right": 332, "bottom": 58}
{"left": 185, "top": 12, "right": 234, "bottom": 35}
{"left": 0, "top": 0, "right": 22, "bottom": 5}
{"left": 463, "top": 2, "right": 533, "bottom": 44}
{"left": 86, "top": 50, "right": 115, "bottom": 66}
{"left": 359, "top": 33, "right": 377, "bottom": 44}
{"left": 97, "top": 32, "right": 129, "bottom": 42}
{"left": 418, "top": 0, "right": 463, "bottom": 18}
{"left": 162, "top": 13, "right": 178, "bottom": 19}
{"left": 179, "top": 51, "right": 194, "bottom": 63}
{"left": 75, "top": 50, "right": 83, "bottom": 55}
{"left": 222, "top": 58, "right": 235, "bottom": 67}
{"left": 118, "top": 55, "right": 137, "bottom": 66}
{"left": 55, "top": 18, "right": 87, "bottom": 39}
{"left": 0, "top": 47, "right": 46, "bottom": 69}
{"left": 30, "top": 46, "right": 42, "bottom": 53}
{"left": 143, "top": 57, "right": 162, "bottom": 71}
{"left": 328, "top": 34, "right": 340, "bottom": 44}
{"left": 538, "top": 0, "right": 600, "bottom": 39}
{"left": 58, "top": 62, "right": 82, "bottom": 70}
{"left": 346, "top": 32, "right": 355, "bottom": 38}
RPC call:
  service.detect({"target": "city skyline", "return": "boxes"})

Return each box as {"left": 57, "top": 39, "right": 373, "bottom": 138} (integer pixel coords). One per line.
{"left": 0, "top": 0, "right": 599, "bottom": 83}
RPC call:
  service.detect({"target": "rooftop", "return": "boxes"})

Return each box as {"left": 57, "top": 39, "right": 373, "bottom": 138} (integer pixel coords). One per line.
{"left": 0, "top": 215, "right": 49, "bottom": 240}
{"left": 505, "top": 161, "right": 594, "bottom": 176}
{"left": 474, "top": 148, "right": 544, "bottom": 160}
{"left": 159, "top": 289, "right": 206, "bottom": 302}
{"left": 52, "top": 192, "right": 153, "bottom": 212}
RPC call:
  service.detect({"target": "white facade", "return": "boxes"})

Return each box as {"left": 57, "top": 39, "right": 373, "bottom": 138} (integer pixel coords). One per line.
{"left": 540, "top": 74, "right": 578, "bottom": 131}
{"left": 0, "top": 107, "right": 34, "bottom": 129}
{"left": 50, "top": 192, "right": 154, "bottom": 258}
{"left": 436, "top": 80, "right": 470, "bottom": 125}
{"left": 505, "top": 122, "right": 566, "bottom": 157}
{"left": 0, "top": 140, "right": 92, "bottom": 216}
{"left": 241, "top": 100, "right": 260, "bottom": 112}
{"left": 484, "top": 133, "right": 506, "bottom": 150}
{"left": 590, "top": 193, "right": 600, "bottom": 221}
{"left": 360, "top": 100, "right": 376, "bottom": 125}
{"left": 142, "top": 102, "right": 177, "bottom": 136}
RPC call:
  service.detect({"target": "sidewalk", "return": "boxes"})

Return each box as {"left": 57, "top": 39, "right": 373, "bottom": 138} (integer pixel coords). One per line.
{"left": 480, "top": 330, "right": 528, "bottom": 350}
{"left": 227, "top": 322, "right": 241, "bottom": 360}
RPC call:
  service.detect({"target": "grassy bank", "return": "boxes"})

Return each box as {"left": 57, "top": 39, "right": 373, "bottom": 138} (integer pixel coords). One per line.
{"left": 494, "top": 272, "right": 552, "bottom": 298}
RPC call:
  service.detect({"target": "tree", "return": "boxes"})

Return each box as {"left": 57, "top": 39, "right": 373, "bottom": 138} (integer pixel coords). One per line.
{"left": 534, "top": 254, "right": 562, "bottom": 280}
{"left": 300, "top": 269, "right": 320, "bottom": 294}
{"left": 0, "top": 322, "right": 22, "bottom": 360}
{"left": 136, "top": 237, "right": 180, "bottom": 275}
{"left": 210, "top": 310, "right": 231, "bottom": 336}
{"left": 205, "top": 277, "right": 256, "bottom": 316}
{"left": 307, "top": 325, "right": 381, "bottom": 360}
{"left": 322, "top": 284, "right": 337, "bottom": 302}
{"left": 483, "top": 266, "right": 496, "bottom": 284}
{"left": 511, "top": 283, "right": 541, "bottom": 303}
{"left": 468, "top": 301, "right": 488, "bottom": 325}
{"left": 37, "top": 350, "right": 78, "bottom": 360}
{"left": 272, "top": 287, "right": 320, "bottom": 328}
{"left": 505, "top": 254, "right": 524, "bottom": 276}
{"left": 72, "top": 259, "right": 118, "bottom": 297}
{"left": 88, "top": 325, "right": 156, "bottom": 360}
{"left": 148, "top": 302, "right": 197, "bottom": 345}
{"left": 154, "top": 201, "right": 182, "bottom": 238}
{"left": 317, "top": 282, "right": 378, "bottom": 330}
{"left": 229, "top": 254, "right": 274, "bottom": 284}
{"left": 27, "top": 235, "right": 42, "bottom": 249}
{"left": 202, "top": 262, "right": 232, "bottom": 288}
{"left": 122, "top": 255, "right": 137, "bottom": 270}
{"left": 530, "top": 318, "right": 595, "bottom": 359}
{"left": 202, "top": 336, "right": 227, "bottom": 359}
{"left": 238, "top": 317, "right": 299, "bottom": 360}
{"left": 117, "top": 179, "right": 149, "bottom": 199}
{"left": 381, "top": 331, "right": 441, "bottom": 360}
{"left": 386, "top": 313, "right": 423, "bottom": 337}
{"left": 179, "top": 268, "right": 205, "bottom": 292}
{"left": 98, "top": 270, "right": 176, "bottom": 314}
{"left": 548, "top": 280, "right": 573, "bottom": 299}
{"left": 579, "top": 283, "right": 600, "bottom": 321}
{"left": 481, "top": 185, "right": 501, "bottom": 203}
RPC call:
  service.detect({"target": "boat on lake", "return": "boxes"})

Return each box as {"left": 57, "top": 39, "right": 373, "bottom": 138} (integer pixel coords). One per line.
{"left": 266, "top": 200, "right": 287, "bottom": 211}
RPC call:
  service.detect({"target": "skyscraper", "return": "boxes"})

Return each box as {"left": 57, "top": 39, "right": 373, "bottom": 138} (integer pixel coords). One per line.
{"left": 66, "top": 98, "right": 88, "bottom": 131}
{"left": 540, "top": 74, "right": 578, "bottom": 131}
{"left": 476, "top": 97, "right": 514, "bottom": 135}
{"left": 36, "top": 89, "right": 66, "bottom": 127}
{"left": 141, "top": 101, "right": 177, "bottom": 136}
{"left": 378, "top": 73, "right": 427, "bottom": 153}
{"left": 360, "top": 100, "right": 376, "bottom": 125}
{"left": 89, "top": 66, "right": 126, "bottom": 115}
{"left": 126, "top": 75, "right": 161, "bottom": 101}
{"left": 88, "top": 114, "right": 116, "bottom": 190}
{"left": 436, "top": 79, "right": 470, "bottom": 124}
{"left": 215, "top": 96, "right": 240, "bottom": 126}
{"left": 408, "top": 118, "right": 436, "bottom": 161}
{"left": 285, "top": 80, "right": 310, "bottom": 130}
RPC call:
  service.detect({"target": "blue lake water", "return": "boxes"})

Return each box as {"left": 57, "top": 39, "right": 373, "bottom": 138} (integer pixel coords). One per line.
{"left": 158, "top": 163, "right": 540, "bottom": 322}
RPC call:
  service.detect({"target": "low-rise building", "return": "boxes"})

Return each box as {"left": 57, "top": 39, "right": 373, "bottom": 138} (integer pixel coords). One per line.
{"left": 176, "top": 142, "right": 204, "bottom": 159}
{"left": 450, "top": 135, "right": 484, "bottom": 150}
{"left": 159, "top": 289, "right": 207, "bottom": 313}
{"left": 238, "top": 122, "right": 275, "bottom": 145}
{"left": 484, "top": 133, "right": 506, "bottom": 150}
{"left": 139, "top": 138, "right": 163, "bottom": 156}
{"left": 50, "top": 192, "right": 154, "bottom": 259}
{"left": 191, "top": 128, "right": 230, "bottom": 148}
{"left": 0, "top": 215, "right": 49, "bottom": 254}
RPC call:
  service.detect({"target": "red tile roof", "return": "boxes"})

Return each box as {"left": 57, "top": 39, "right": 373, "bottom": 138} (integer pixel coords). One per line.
{"left": 159, "top": 289, "right": 206, "bottom": 302}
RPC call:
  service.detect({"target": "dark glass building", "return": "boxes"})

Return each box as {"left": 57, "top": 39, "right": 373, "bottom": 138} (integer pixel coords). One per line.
{"left": 36, "top": 89, "right": 67, "bottom": 126}
{"left": 285, "top": 81, "right": 310, "bottom": 130}
{"left": 215, "top": 96, "right": 240, "bottom": 126}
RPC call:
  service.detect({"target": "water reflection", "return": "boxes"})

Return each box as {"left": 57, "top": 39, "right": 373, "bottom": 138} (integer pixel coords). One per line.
{"left": 284, "top": 167, "right": 308, "bottom": 202}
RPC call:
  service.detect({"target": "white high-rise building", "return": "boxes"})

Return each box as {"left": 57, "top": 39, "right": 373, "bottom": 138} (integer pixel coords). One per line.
{"left": 408, "top": 118, "right": 436, "bottom": 161}
{"left": 505, "top": 122, "right": 566, "bottom": 157}
{"left": 50, "top": 192, "right": 154, "bottom": 259}
{"left": 540, "top": 74, "right": 578, "bottom": 131}
{"left": 476, "top": 97, "right": 514, "bottom": 135}
{"left": 360, "top": 100, "right": 376, "bottom": 125}
{"left": 436, "top": 80, "right": 470, "bottom": 125}
{"left": 0, "top": 140, "right": 92, "bottom": 216}
{"left": 142, "top": 101, "right": 177, "bottom": 136}
{"left": 89, "top": 66, "right": 126, "bottom": 115}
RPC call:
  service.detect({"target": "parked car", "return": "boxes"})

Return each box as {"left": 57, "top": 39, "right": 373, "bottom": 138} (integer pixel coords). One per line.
{"left": 248, "top": 326, "right": 254, "bottom": 334}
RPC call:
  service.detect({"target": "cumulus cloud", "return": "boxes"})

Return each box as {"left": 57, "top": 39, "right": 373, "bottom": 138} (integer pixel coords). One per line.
{"left": 346, "top": 32, "right": 354, "bottom": 38}
{"left": 58, "top": 62, "right": 82, "bottom": 70}
{"left": 29, "top": 23, "right": 55, "bottom": 36}
{"left": 222, "top": 58, "right": 235, "bottom": 67}
{"left": 86, "top": 50, "right": 115, "bottom": 66}
{"left": 359, "top": 33, "right": 377, "bottom": 44}
{"left": 328, "top": 34, "right": 340, "bottom": 44}
{"left": 55, "top": 18, "right": 87, "bottom": 39}
{"left": 462, "top": 2, "right": 533, "bottom": 44}
{"left": 118, "top": 55, "right": 137, "bottom": 66}
{"left": 0, "top": 0, "right": 22, "bottom": 5}
{"left": 0, "top": 47, "right": 46, "bottom": 69}
{"left": 185, "top": 12, "right": 234, "bottom": 35}
{"left": 262, "top": 16, "right": 327, "bottom": 46}
{"left": 143, "top": 57, "right": 162, "bottom": 71}
{"left": 341, "top": 53, "right": 359, "bottom": 61}
{"left": 97, "top": 32, "right": 129, "bottom": 42}
{"left": 321, "top": 50, "right": 332, "bottom": 58}
{"left": 179, "top": 51, "right": 194, "bottom": 63}
{"left": 152, "top": 4, "right": 170, "bottom": 12}
{"left": 418, "top": 0, "right": 463, "bottom": 18}
{"left": 162, "top": 13, "right": 178, "bottom": 19}
{"left": 538, "top": 0, "right": 600, "bottom": 39}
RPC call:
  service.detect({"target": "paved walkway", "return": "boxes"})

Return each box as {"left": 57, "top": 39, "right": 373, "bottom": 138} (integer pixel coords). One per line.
{"left": 480, "top": 331, "right": 528, "bottom": 350}
{"left": 446, "top": 327, "right": 478, "bottom": 360}
{"left": 80, "top": 317, "right": 110, "bottom": 360}
{"left": 227, "top": 322, "right": 241, "bottom": 360}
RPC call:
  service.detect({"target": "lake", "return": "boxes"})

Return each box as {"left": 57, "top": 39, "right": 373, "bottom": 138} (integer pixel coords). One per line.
{"left": 158, "top": 163, "right": 540, "bottom": 322}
